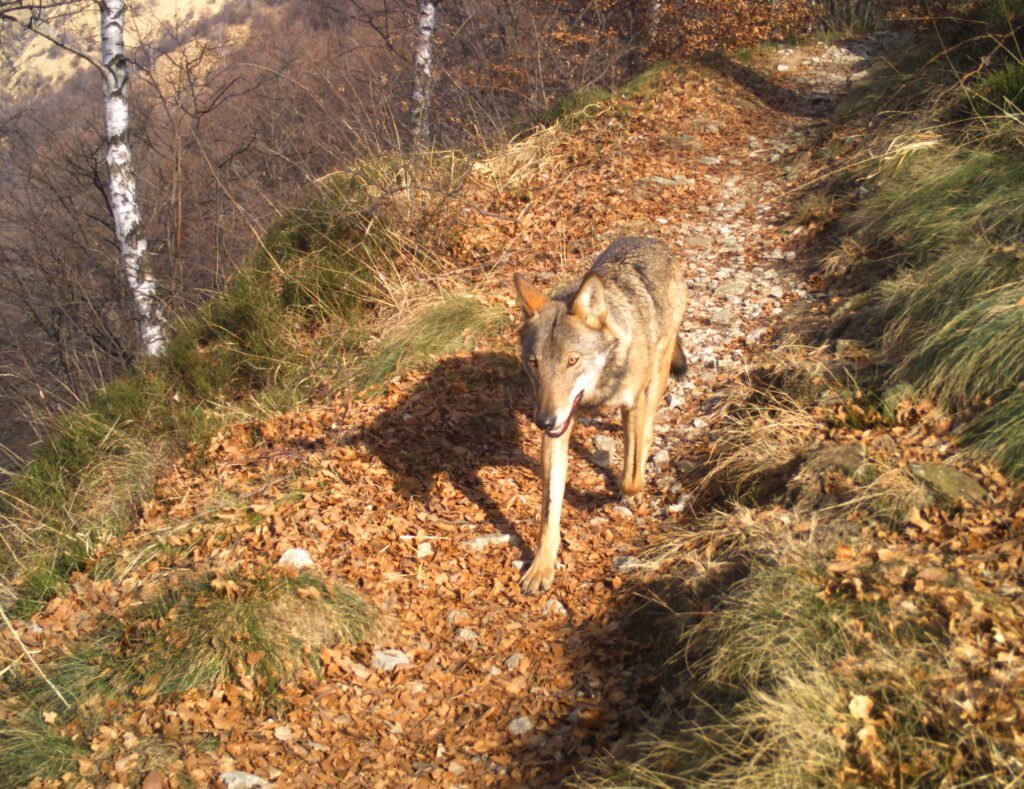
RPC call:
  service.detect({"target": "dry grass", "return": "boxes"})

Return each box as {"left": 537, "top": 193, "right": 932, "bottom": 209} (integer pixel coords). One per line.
{"left": 470, "top": 123, "right": 569, "bottom": 193}
{"left": 705, "top": 346, "right": 836, "bottom": 498}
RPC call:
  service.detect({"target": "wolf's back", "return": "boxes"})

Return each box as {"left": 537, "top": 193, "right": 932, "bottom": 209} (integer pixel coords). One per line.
{"left": 591, "top": 237, "right": 687, "bottom": 341}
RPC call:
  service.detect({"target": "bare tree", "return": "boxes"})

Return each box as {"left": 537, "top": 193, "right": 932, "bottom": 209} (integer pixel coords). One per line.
{"left": 98, "top": 0, "right": 164, "bottom": 353}
{"left": 1, "top": 0, "right": 165, "bottom": 354}
{"left": 412, "top": 0, "right": 437, "bottom": 148}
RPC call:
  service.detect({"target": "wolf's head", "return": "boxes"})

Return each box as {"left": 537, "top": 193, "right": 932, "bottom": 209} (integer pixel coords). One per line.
{"left": 513, "top": 272, "right": 617, "bottom": 437}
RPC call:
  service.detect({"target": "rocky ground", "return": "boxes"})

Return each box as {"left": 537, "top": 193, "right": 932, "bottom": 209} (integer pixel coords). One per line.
{"left": 10, "top": 36, "right": 908, "bottom": 787}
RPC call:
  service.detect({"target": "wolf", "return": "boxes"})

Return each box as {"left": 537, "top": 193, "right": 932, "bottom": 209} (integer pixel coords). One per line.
{"left": 513, "top": 237, "right": 687, "bottom": 593}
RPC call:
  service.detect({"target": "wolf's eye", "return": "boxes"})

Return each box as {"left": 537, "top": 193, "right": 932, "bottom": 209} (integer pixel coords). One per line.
{"left": 528, "top": 356, "right": 538, "bottom": 368}
{"left": 567, "top": 354, "right": 580, "bottom": 367}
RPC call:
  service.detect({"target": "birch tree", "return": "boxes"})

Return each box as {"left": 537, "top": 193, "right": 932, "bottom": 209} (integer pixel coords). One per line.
{"left": 98, "top": 0, "right": 164, "bottom": 354}
{"left": 1, "top": 0, "right": 165, "bottom": 355}
{"left": 411, "top": 0, "right": 437, "bottom": 148}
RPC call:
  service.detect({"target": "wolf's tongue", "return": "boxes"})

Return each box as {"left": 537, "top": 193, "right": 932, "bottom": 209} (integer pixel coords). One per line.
{"left": 547, "top": 391, "right": 583, "bottom": 438}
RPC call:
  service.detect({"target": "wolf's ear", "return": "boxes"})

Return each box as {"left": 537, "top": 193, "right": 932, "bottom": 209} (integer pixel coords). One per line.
{"left": 514, "top": 273, "right": 549, "bottom": 318}
{"left": 571, "top": 272, "right": 607, "bottom": 329}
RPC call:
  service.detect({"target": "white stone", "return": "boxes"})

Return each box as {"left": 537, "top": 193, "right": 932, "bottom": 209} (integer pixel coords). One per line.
{"left": 465, "top": 533, "right": 519, "bottom": 552}
{"left": 508, "top": 716, "right": 534, "bottom": 736}
{"left": 545, "top": 599, "right": 568, "bottom": 617}
{"left": 220, "top": 772, "right": 270, "bottom": 789}
{"left": 504, "top": 652, "right": 526, "bottom": 671}
{"left": 416, "top": 541, "right": 434, "bottom": 559}
{"left": 455, "top": 627, "right": 478, "bottom": 642}
{"left": 371, "top": 649, "right": 411, "bottom": 672}
{"left": 277, "top": 548, "right": 314, "bottom": 570}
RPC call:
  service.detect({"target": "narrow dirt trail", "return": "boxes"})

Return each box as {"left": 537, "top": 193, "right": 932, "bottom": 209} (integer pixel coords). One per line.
{"left": 66, "top": 38, "right": 894, "bottom": 788}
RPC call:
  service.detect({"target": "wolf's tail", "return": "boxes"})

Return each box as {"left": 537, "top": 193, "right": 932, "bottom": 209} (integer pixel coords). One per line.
{"left": 670, "top": 337, "right": 688, "bottom": 378}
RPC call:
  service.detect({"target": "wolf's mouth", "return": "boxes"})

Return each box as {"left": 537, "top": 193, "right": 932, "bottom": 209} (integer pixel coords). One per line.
{"left": 546, "top": 390, "right": 584, "bottom": 438}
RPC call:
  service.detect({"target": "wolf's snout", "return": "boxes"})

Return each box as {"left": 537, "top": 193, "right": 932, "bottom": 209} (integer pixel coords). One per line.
{"left": 534, "top": 414, "right": 557, "bottom": 431}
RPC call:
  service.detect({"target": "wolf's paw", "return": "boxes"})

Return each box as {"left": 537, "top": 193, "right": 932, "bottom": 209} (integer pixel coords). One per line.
{"left": 520, "top": 560, "right": 555, "bottom": 594}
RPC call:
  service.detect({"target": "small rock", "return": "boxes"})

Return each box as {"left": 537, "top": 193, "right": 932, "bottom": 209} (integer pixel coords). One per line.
{"left": 652, "top": 449, "right": 671, "bottom": 468}
{"left": 504, "top": 653, "right": 526, "bottom": 671}
{"left": 277, "top": 548, "right": 314, "bottom": 570}
{"left": 642, "top": 175, "right": 696, "bottom": 188}
{"left": 667, "top": 392, "right": 685, "bottom": 408}
{"left": 699, "top": 155, "right": 722, "bottom": 166}
{"left": 612, "top": 555, "right": 641, "bottom": 573}
{"left": 508, "top": 716, "right": 534, "bottom": 736}
{"left": 415, "top": 541, "right": 434, "bottom": 559}
{"left": 273, "top": 725, "right": 293, "bottom": 741}
{"left": 835, "top": 338, "right": 866, "bottom": 357}
{"left": 445, "top": 609, "right": 469, "bottom": 625}
{"left": 449, "top": 762, "right": 467, "bottom": 776}
{"left": 710, "top": 308, "right": 734, "bottom": 326}
{"left": 544, "top": 599, "right": 568, "bottom": 617}
{"left": 591, "top": 450, "right": 613, "bottom": 469}
{"left": 465, "top": 533, "right": 519, "bottom": 552}
{"left": 745, "top": 327, "right": 770, "bottom": 345}
{"left": 715, "top": 281, "right": 747, "bottom": 298}
{"left": 909, "top": 463, "right": 988, "bottom": 505}
{"left": 777, "top": 63, "right": 791, "bottom": 72}
{"left": 768, "top": 285, "right": 785, "bottom": 298}
{"left": 675, "top": 458, "right": 698, "bottom": 474}
{"left": 667, "top": 494, "right": 694, "bottom": 514}
{"left": 684, "top": 234, "right": 713, "bottom": 248}
{"left": 593, "top": 434, "right": 617, "bottom": 454}
{"left": 220, "top": 772, "right": 269, "bottom": 789}
{"left": 455, "top": 627, "right": 478, "bottom": 643}
{"left": 611, "top": 505, "right": 633, "bottom": 520}
{"left": 371, "top": 649, "right": 411, "bottom": 672}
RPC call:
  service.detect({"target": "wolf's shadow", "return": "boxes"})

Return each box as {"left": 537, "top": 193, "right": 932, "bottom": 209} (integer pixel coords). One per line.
{"left": 357, "top": 352, "right": 532, "bottom": 540}
{"left": 356, "top": 351, "right": 611, "bottom": 547}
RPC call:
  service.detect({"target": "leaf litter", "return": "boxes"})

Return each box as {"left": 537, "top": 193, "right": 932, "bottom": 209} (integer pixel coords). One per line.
{"left": 5, "top": 35, "right": 1021, "bottom": 788}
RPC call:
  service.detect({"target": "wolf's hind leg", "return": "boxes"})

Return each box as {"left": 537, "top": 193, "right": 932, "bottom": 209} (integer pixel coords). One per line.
{"left": 620, "top": 398, "right": 647, "bottom": 496}
{"left": 521, "top": 426, "right": 572, "bottom": 594}
{"left": 642, "top": 340, "right": 676, "bottom": 462}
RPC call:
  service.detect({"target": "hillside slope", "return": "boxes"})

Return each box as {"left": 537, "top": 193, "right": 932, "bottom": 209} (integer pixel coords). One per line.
{"left": 3, "top": 18, "right": 1023, "bottom": 788}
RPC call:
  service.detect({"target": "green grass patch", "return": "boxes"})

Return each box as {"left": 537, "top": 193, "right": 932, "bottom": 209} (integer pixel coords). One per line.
{"left": 579, "top": 533, "right": 1006, "bottom": 787}
{"left": 0, "top": 710, "right": 84, "bottom": 786}
{"left": 7, "top": 569, "right": 375, "bottom": 717}
{"left": 350, "top": 295, "right": 506, "bottom": 395}
{"left": 128, "top": 569, "right": 376, "bottom": 695}
{"left": 847, "top": 140, "right": 1024, "bottom": 479}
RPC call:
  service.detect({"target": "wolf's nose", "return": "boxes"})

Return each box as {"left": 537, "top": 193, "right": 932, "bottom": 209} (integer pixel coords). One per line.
{"left": 535, "top": 415, "right": 556, "bottom": 431}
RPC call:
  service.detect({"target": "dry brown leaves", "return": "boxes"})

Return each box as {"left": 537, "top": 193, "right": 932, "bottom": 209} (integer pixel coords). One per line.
{"left": 5, "top": 56, "right": 905, "bottom": 788}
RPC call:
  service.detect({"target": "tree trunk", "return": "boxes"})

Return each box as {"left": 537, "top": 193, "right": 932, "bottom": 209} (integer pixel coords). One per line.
{"left": 648, "top": 0, "right": 662, "bottom": 39}
{"left": 411, "top": 0, "right": 437, "bottom": 149}
{"left": 99, "top": 0, "right": 165, "bottom": 355}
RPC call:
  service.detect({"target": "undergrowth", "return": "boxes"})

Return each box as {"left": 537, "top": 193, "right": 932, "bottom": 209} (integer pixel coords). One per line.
{"left": 1, "top": 568, "right": 374, "bottom": 785}
{"left": 579, "top": 8, "right": 1024, "bottom": 783}
{"left": 0, "top": 155, "right": 495, "bottom": 617}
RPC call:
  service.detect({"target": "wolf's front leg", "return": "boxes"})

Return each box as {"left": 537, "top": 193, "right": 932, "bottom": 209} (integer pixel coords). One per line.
{"left": 521, "top": 426, "right": 572, "bottom": 594}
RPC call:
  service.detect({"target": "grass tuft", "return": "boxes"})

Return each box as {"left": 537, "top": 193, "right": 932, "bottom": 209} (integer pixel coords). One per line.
{"left": 130, "top": 569, "right": 376, "bottom": 695}
{"left": 0, "top": 710, "right": 83, "bottom": 786}
{"left": 350, "top": 295, "right": 506, "bottom": 395}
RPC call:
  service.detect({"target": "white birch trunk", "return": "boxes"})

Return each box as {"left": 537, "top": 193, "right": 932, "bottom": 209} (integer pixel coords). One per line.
{"left": 647, "top": 0, "right": 663, "bottom": 49}
{"left": 100, "top": 0, "right": 164, "bottom": 355}
{"left": 411, "top": 0, "right": 436, "bottom": 149}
